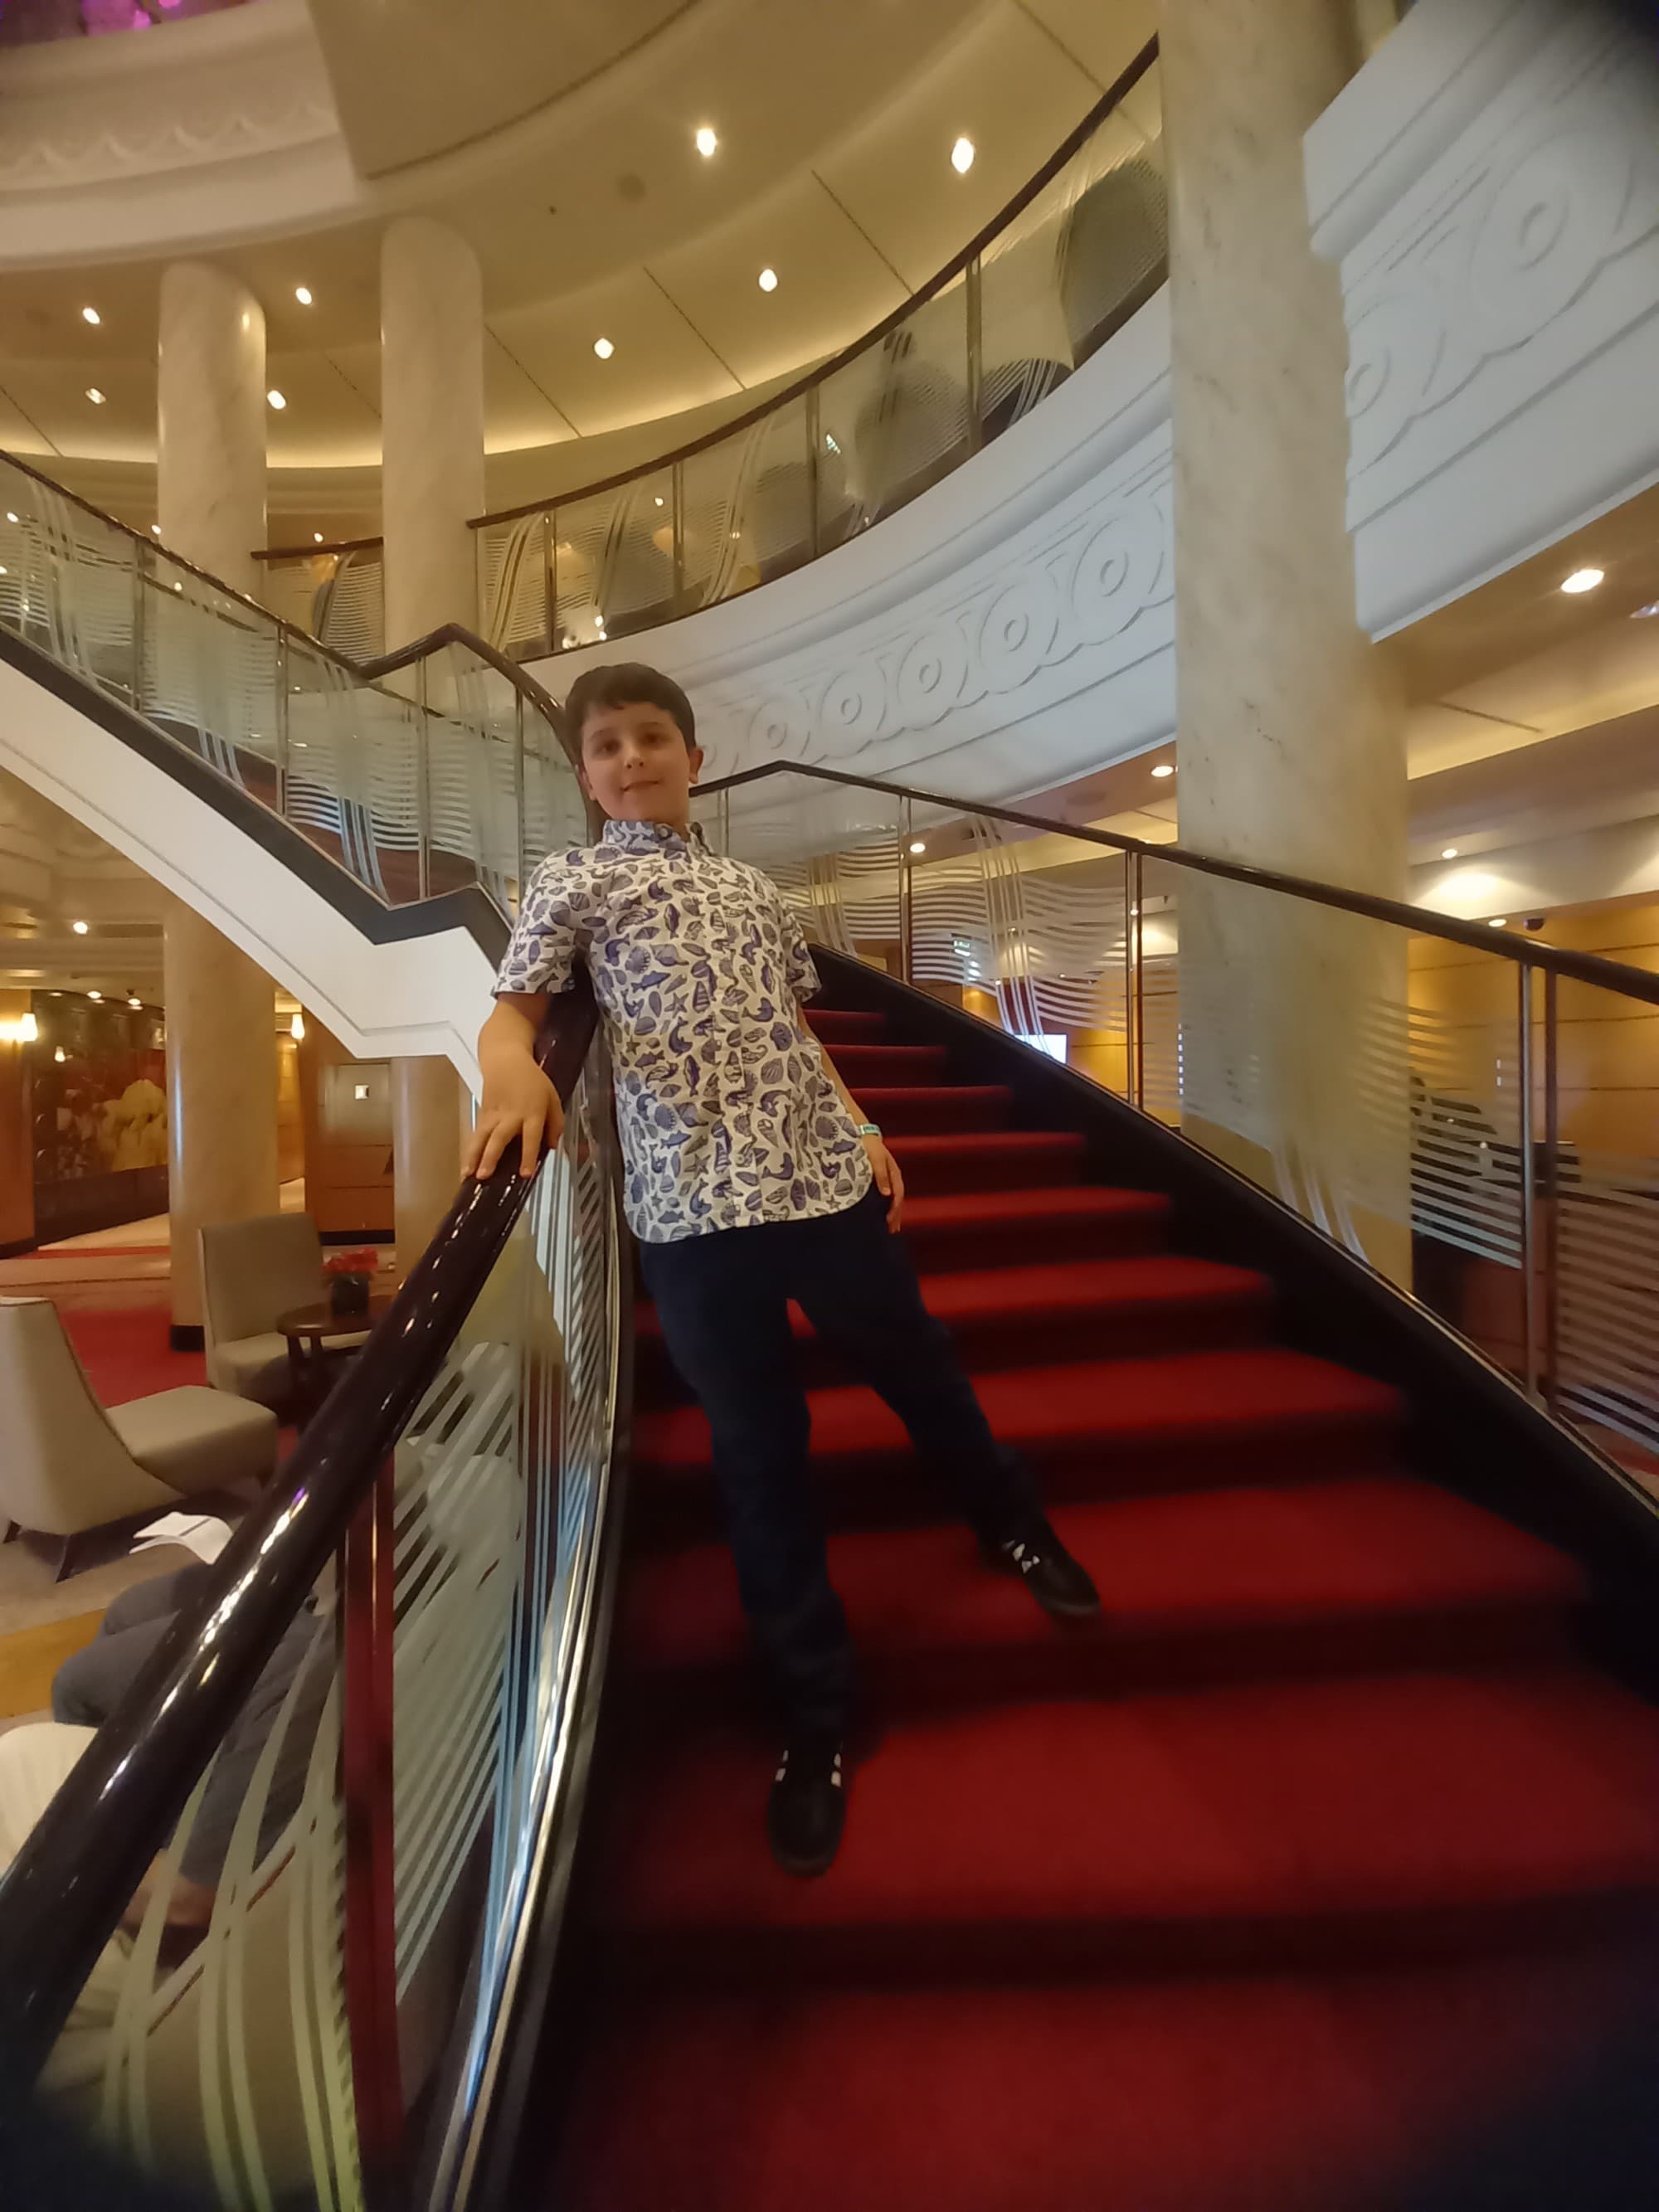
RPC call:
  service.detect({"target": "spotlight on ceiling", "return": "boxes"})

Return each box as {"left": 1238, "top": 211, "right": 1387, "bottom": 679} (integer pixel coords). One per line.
{"left": 128, "top": 994, "right": 142, "bottom": 1009}
{"left": 1560, "top": 566, "right": 1603, "bottom": 594}
{"left": 951, "top": 136, "right": 975, "bottom": 174}
{"left": 71, "top": 919, "right": 90, "bottom": 936}
{"left": 53, "top": 1046, "right": 66, "bottom": 1063}
{"left": 593, "top": 337, "right": 615, "bottom": 360}
{"left": 1490, "top": 917, "right": 1509, "bottom": 928}
{"left": 314, "top": 531, "right": 324, "bottom": 543}
{"left": 289, "top": 1012, "right": 305, "bottom": 1041}
{"left": 1442, "top": 848, "right": 1460, "bottom": 860}
{"left": 758, "top": 267, "right": 778, "bottom": 292}
{"left": 1151, "top": 762, "right": 1175, "bottom": 779}
{"left": 909, "top": 839, "right": 927, "bottom": 855}
{"left": 1632, "top": 601, "right": 1659, "bottom": 620}
{"left": 266, "top": 389, "right": 287, "bottom": 411}
{"left": 150, "top": 523, "right": 162, "bottom": 536}
{"left": 85, "top": 387, "right": 106, "bottom": 406}
{"left": 81, "top": 306, "right": 101, "bottom": 327}
{"left": 87, "top": 989, "right": 102, "bottom": 1001}
{"left": 294, "top": 285, "right": 314, "bottom": 306}
{"left": 694, "top": 125, "right": 718, "bottom": 158}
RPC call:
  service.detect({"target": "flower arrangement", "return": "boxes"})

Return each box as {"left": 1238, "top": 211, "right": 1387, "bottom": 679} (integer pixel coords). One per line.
{"left": 323, "top": 1246, "right": 379, "bottom": 1316}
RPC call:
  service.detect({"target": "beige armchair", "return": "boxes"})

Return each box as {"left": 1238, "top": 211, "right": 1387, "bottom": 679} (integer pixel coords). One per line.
{"left": 200, "top": 1213, "right": 358, "bottom": 1415}
{"left": 0, "top": 1297, "right": 278, "bottom": 1579}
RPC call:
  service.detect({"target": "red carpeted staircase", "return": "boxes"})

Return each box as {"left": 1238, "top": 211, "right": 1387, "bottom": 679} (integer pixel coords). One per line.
{"left": 550, "top": 999, "right": 1659, "bottom": 2212}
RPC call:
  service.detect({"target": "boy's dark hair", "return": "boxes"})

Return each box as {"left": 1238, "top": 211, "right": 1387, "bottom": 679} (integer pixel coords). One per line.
{"left": 563, "top": 662, "right": 696, "bottom": 752}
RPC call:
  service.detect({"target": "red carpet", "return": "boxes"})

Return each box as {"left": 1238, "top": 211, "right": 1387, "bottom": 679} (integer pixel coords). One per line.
{"left": 61, "top": 1302, "right": 204, "bottom": 1405}
{"left": 551, "top": 997, "right": 1659, "bottom": 2208}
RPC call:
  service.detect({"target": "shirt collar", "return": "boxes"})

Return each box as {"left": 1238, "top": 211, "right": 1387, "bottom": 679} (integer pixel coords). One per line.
{"left": 601, "top": 816, "right": 706, "bottom": 854}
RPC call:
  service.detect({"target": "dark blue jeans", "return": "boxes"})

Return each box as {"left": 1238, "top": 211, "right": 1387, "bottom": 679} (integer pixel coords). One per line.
{"left": 639, "top": 1186, "right": 1034, "bottom": 1736}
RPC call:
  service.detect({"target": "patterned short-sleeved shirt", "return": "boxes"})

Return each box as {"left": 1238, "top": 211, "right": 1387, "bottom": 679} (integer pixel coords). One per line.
{"left": 494, "top": 818, "right": 873, "bottom": 1243}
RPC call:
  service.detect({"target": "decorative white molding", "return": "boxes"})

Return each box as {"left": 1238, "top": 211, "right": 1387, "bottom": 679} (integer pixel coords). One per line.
{"left": 0, "top": 0, "right": 362, "bottom": 269}
{"left": 1309, "top": 0, "right": 1659, "bottom": 636}
{"left": 530, "top": 295, "right": 1179, "bottom": 805}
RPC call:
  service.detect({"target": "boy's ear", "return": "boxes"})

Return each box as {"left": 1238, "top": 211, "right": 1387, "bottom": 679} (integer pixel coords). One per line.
{"left": 688, "top": 744, "right": 706, "bottom": 781}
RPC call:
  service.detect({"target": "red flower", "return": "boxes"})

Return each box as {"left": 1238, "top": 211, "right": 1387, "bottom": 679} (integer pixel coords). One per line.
{"left": 323, "top": 1247, "right": 379, "bottom": 1278}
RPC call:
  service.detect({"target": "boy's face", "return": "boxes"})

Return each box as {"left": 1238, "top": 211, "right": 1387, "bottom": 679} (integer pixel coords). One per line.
{"left": 577, "top": 699, "right": 705, "bottom": 825}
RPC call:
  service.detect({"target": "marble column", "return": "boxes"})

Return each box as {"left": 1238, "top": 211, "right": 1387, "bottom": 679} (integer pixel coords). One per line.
{"left": 163, "top": 901, "right": 279, "bottom": 1344}
{"left": 391, "top": 1055, "right": 467, "bottom": 1278}
{"left": 157, "top": 262, "right": 266, "bottom": 599}
{"left": 380, "top": 215, "right": 485, "bottom": 642}
{"left": 381, "top": 216, "right": 484, "bottom": 1269}
{"left": 1160, "top": 0, "right": 1410, "bottom": 1277}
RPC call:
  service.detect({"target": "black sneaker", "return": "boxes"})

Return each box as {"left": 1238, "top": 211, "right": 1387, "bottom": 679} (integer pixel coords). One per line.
{"left": 983, "top": 1514, "right": 1101, "bottom": 1620}
{"left": 767, "top": 1733, "right": 848, "bottom": 1878}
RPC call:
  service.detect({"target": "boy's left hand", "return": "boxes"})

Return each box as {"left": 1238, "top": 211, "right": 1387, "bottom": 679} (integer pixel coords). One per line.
{"left": 864, "top": 1134, "right": 905, "bottom": 1232}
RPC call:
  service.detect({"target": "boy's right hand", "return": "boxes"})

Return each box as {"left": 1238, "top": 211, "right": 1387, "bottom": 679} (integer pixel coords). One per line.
{"left": 465, "top": 1063, "right": 565, "bottom": 1179}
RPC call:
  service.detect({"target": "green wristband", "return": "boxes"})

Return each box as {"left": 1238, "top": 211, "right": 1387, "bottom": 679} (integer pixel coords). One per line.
{"left": 856, "top": 1121, "right": 882, "bottom": 1138}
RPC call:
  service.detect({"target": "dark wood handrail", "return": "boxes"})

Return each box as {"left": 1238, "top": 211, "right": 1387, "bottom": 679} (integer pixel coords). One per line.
{"left": 252, "top": 32, "right": 1160, "bottom": 561}
{"left": 0, "top": 984, "right": 600, "bottom": 2082}
{"left": 697, "top": 759, "right": 1659, "bottom": 1009}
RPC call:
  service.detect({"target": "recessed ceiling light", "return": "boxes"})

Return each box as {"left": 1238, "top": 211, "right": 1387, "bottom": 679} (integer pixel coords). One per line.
{"left": 654, "top": 495, "right": 664, "bottom": 508}
{"left": 314, "top": 531, "right": 324, "bottom": 543}
{"left": 758, "top": 267, "right": 778, "bottom": 292}
{"left": 1151, "top": 762, "right": 1175, "bottom": 779}
{"left": 71, "top": 920, "right": 89, "bottom": 936}
{"left": 53, "top": 1046, "right": 65, "bottom": 1063}
{"left": 1442, "top": 847, "right": 1460, "bottom": 860}
{"left": 951, "top": 136, "right": 975, "bottom": 174}
{"left": 87, "top": 989, "right": 102, "bottom": 1001}
{"left": 593, "top": 337, "right": 615, "bottom": 360}
{"left": 81, "top": 306, "right": 101, "bottom": 327}
{"left": 4, "top": 512, "right": 16, "bottom": 523}
{"left": 0, "top": 566, "right": 6, "bottom": 577}
{"left": 1560, "top": 566, "right": 1603, "bottom": 594}
{"left": 289, "top": 1011, "right": 305, "bottom": 1041}
{"left": 266, "top": 389, "right": 287, "bottom": 410}
{"left": 85, "top": 387, "right": 105, "bottom": 405}
{"left": 694, "top": 125, "right": 718, "bottom": 158}
{"left": 909, "top": 839, "right": 927, "bottom": 855}
{"left": 294, "top": 285, "right": 314, "bottom": 306}
{"left": 1490, "top": 917, "right": 1508, "bottom": 928}
{"left": 128, "top": 994, "right": 143, "bottom": 1009}
{"left": 1632, "top": 601, "right": 1659, "bottom": 620}
{"left": 150, "top": 523, "right": 162, "bottom": 536}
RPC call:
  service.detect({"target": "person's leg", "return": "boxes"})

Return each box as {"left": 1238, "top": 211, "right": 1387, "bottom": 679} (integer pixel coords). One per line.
{"left": 787, "top": 1189, "right": 1035, "bottom": 1537}
{"left": 50, "top": 1566, "right": 210, "bottom": 1728}
{"left": 789, "top": 1190, "right": 1098, "bottom": 1615}
{"left": 640, "top": 1224, "right": 854, "bottom": 1741}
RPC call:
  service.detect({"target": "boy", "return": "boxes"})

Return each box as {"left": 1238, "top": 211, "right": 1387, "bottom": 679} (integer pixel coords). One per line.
{"left": 468, "top": 663, "right": 1098, "bottom": 1877}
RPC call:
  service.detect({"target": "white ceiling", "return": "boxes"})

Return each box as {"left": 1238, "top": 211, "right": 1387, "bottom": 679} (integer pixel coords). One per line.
{"left": 0, "top": 0, "right": 1155, "bottom": 528}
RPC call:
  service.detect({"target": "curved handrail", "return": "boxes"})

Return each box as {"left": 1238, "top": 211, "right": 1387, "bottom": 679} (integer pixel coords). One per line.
{"left": 698, "top": 759, "right": 1659, "bottom": 1009}
{"left": 0, "top": 983, "right": 599, "bottom": 2079}
{"left": 0, "top": 450, "right": 572, "bottom": 765}
{"left": 255, "top": 32, "right": 1161, "bottom": 564}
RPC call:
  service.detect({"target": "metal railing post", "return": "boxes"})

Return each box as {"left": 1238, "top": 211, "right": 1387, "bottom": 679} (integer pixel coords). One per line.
{"left": 1517, "top": 961, "right": 1538, "bottom": 1400}
{"left": 131, "top": 539, "right": 148, "bottom": 714}
{"left": 416, "top": 654, "right": 432, "bottom": 904}
{"left": 275, "top": 626, "right": 290, "bottom": 823}
{"left": 805, "top": 387, "right": 823, "bottom": 560}
{"left": 671, "top": 463, "right": 685, "bottom": 615}
{"left": 513, "top": 688, "right": 528, "bottom": 906}
{"left": 1541, "top": 967, "right": 1561, "bottom": 1410}
{"left": 966, "top": 252, "right": 985, "bottom": 452}
{"left": 1130, "top": 850, "right": 1146, "bottom": 1110}
{"left": 541, "top": 508, "right": 555, "bottom": 657}
{"left": 900, "top": 799, "right": 915, "bottom": 985}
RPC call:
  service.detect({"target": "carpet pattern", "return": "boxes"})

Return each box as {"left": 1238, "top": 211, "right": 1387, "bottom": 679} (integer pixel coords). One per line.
{"left": 546, "top": 997, "right": 1659, "bottom": 2205}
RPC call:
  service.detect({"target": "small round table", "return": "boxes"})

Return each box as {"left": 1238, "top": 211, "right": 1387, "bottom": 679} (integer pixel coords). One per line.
{"left": 277, "top": 1293, "right": 397, "bottom": 1423}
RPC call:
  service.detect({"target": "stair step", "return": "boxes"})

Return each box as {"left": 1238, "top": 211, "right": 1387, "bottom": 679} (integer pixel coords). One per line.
{"left": 805, "top": 1009, "right": 887, "bottom": 1044}
{"left": 603, "top": 1670, "right": 1659, "bottom": 1976}
{"left": 901, "top": 1184, "right": 1171, "bottom": 1270}
{"left": 633, "top": 1348, "right": 1405, "bottom": 1536}
{"left": 886, "top": 1129, "right": 1086, "bottom": 1194}
{"left": 621, "top": 1478, "right": 1588, "bottom": 1707}
{"left": 852, "top": 1085, "right": 1014, "bottom": 1135}
{"left": 825, "top": 1043, "right": 948, "bottom": 1086}
{"left": 635, "top": 1254, "right": 1275, "bottom": 1401}
{"left": 555, "top": 1942, "right": 1655, "bottom": 2212}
